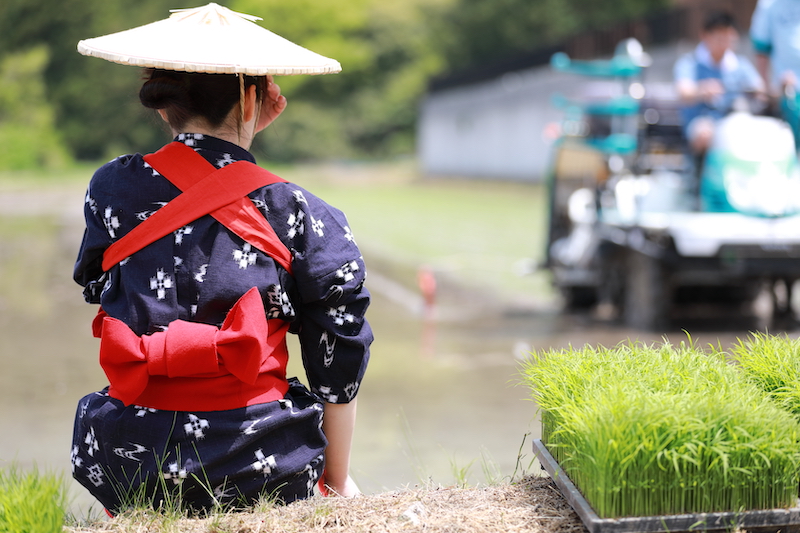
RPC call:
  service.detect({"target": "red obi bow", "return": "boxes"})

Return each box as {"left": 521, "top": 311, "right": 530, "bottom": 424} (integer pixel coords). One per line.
{"left": 94, "top": 287, "right": 268, "bottom": 406}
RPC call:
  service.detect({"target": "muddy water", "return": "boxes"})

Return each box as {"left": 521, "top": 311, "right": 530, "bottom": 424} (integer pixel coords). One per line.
{"left": 0, "top": 183, "right": 793, "bottom": 517}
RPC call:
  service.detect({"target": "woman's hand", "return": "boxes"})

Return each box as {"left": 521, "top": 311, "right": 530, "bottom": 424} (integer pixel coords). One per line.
{"left": 319, "top": 472, "right": 361, "bottom": 497}
{"left": 256, "top": 74, "right": 287, "bottom": 132}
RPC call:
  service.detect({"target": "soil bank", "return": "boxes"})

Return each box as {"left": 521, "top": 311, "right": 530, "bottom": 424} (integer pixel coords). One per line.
{"left": 65, "top": 476, "right": 586, "bottom": 533}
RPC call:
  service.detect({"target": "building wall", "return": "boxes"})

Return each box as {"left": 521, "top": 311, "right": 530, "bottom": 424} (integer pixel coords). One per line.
{"left": 418, "top": 68, "right": 574, "bottom": 180}
{"left": 417, "top": 43, "right": 691, "bottom": 181}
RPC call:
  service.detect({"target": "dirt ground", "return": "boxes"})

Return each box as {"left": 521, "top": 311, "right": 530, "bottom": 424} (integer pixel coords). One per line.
{"left": 64, "top": 476, "right": 587, "bottom": 533}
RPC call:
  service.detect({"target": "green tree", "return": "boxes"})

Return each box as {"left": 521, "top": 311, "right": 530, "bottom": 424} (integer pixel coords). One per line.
{"left": 0, "top": 0, "right": 670, "bottom": 165}
{"left": 233, "top": 0, "right": 453, "bottom": 161}
{"left": 433, "top": 0, "right": 670, "bottom": 73}
{"left": 0, "top": 0, "right": 451, "bottom": 162}
{"left": 0, "top": 47, "right": 70, "bottom": 170}
{"left": 0, "top": 0, "right": 183, "bottom": 161}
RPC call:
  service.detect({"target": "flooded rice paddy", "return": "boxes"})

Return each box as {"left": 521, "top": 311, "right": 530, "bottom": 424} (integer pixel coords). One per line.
{"left": 0, "top": 171, "right": 794, "bottom": 517}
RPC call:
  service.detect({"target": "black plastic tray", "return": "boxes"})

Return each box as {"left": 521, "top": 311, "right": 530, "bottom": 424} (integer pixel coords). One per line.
{"left": 532, "top": 439, "right": 800, "bottom": 533}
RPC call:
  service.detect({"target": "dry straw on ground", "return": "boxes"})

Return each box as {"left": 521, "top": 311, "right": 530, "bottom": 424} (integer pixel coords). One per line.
{"left": 65, "top": 476, "right": 586, "bottom": 533}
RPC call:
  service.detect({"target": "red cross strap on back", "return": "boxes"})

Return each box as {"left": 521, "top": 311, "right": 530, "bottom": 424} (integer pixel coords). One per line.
{"left": 101, "top": 142, "right": 293, "bottom": 274}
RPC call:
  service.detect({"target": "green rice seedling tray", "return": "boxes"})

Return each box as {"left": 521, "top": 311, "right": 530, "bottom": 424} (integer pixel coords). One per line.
{"left": 533, "top": 439, "right": 800, "bottom": 533}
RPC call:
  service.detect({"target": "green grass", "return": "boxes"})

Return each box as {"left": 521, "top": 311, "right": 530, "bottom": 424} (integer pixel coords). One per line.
{"left": 277, "top": 161, "right": 552, "bottom": 303}
{"left": 0, "top": 464, "right": 66, "bottom": 533}
{"left": 0, "top": 163, "right": 96, "bottom": 190}
{"left": 0, "top": 160, "right": 554, "bottom": 305}
{"left": 521, "top": 340, "right": 800, "bottom": 518}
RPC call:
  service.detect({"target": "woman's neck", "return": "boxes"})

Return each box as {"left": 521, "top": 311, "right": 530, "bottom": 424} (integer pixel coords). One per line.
{"left": 160, "top": 85, "right": 261, "bottom": 150}
{"left": 174, "top": 125, "right": 253, "bottom": 150}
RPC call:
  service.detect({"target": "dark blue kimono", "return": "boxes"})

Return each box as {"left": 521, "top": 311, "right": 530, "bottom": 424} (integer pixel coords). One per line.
{"left": 71, "top": 133, "right": 372, "bottom": 512}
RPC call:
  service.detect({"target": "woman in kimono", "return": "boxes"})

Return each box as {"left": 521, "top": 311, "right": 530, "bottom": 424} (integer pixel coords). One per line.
{"left": 70, "top": 3, "right": 372, "bottom": 513}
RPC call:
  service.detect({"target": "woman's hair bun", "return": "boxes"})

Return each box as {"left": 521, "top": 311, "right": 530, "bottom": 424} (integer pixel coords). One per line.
{"left": 139, "top": 71, "right": 188, "bottom": 110}
{"left": 138, "top": 69, "right": 267, "bottom": 130}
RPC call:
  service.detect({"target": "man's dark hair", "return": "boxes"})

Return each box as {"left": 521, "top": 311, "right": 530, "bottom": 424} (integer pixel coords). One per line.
{"left": 703, "top": 11, "right": 737, "bottom": 32}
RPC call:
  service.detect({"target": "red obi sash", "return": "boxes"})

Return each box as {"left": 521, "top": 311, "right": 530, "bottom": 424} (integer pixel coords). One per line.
{"left": 95, "top": 142, "right": 293, "bottom": 411}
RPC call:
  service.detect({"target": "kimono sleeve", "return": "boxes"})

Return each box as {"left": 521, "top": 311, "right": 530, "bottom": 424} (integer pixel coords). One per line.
{"left": 275, "top": 186, "right": 373, "bottom": 404}
{"left": 73, "top": 163, "right": 117, "bottom": 303}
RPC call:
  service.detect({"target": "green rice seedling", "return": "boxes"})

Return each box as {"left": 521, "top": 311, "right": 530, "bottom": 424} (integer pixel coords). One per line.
{"left": 729, "top": 332, "right": 800, "bottom": 417}
{"left": 521, "top": 340, "right": 800, "bottom": 519}
{"left": 0, "top": 464, "right": 66, "bottom": 533}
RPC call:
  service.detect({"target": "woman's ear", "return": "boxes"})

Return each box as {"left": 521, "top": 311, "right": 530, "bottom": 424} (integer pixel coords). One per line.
{"left": 157, "top": 109, "right": 169, "bottom": 123}
{"left": 243, "top": 84, "right": 258, "bottom": 123}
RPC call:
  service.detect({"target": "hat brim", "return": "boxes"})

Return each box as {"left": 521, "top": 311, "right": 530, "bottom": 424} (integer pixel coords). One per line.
{"left": 77, "top": 3, "right": 342, "bottom": 76}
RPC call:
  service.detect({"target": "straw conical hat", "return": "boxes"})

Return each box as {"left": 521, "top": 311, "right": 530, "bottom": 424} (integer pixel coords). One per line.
{"left": 77, "top": 3, "right": 341, "bottom": 75}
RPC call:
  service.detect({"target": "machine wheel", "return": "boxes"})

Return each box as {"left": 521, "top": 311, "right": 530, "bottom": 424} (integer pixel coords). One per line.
{"left": 561, "top": 286, "right": 598, "bottom": 310}
{"left": 623, "top": 249, "right": 670, "bottom": 331}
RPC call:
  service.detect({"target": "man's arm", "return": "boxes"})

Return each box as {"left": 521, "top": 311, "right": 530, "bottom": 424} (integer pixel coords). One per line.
{"left": 750, "top": 0, "right": 776, "bottom": 92}
{"left": 675, "top": 78, "right": 724, "bottom": 105}
{"left": 755, "top": 53, "right": 774, "bottom": 94}
{"left": 674, "top": 55, "right": 724, "bottom": 104}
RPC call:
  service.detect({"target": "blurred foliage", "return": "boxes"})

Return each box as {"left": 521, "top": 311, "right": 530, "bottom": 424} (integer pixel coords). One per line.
{"left": 233, "top": 0, "right": 454, "bottom": 161}
{"left": 0, "top": 0, "right": 183, "bottom": 161}
{"left": 0, "top": 0, "right": 666, "bottom": 166}
{"left": 0, "top": 47, "right": 70, "bottom": 170}
{"left": 432, "top": 0, "right": 671, "bottom": 72}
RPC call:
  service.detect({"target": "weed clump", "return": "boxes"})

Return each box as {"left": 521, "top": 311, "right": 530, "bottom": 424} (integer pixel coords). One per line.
{"left": 521, "top": 340, "right": 800, "bottom": 519}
